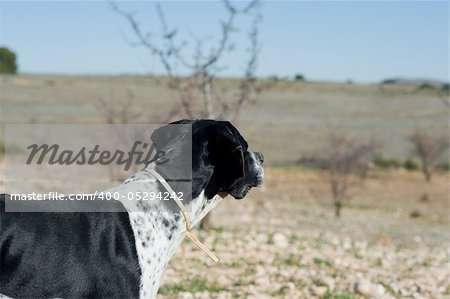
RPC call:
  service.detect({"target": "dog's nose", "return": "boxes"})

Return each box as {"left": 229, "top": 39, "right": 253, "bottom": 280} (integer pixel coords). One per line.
{"left": 255, "top": 152, "right": 264, "bottom": 163}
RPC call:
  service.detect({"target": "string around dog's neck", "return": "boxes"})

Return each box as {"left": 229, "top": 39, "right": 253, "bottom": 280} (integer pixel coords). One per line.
{"left": 144, "top": 168, "right": 220, "bottom": 263}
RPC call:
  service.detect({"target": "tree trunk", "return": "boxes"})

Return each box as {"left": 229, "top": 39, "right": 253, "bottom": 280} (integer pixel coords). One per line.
{"left": 423, "top": 164, "right": 432, "bottom": 182}
{"left": 202, "top": 73, "right": 213, "bottom": 118}
{"left": 199, "top": 75, "right": 215, "bottom": 230}
{"left": 335, "top": 200, "right": 342, "bottom": 218}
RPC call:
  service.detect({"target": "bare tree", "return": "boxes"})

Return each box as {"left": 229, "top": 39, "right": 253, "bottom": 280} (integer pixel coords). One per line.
{"left": 323, "top": 133, "right": 378, "bottom": 217}
{"left": 110, "top": 0, "right": 271, "bottom": 122}
{"left": 438, "top": 84, "right": 449, "bottom": 108}
{"left": 408, "top": 128, "right": 449, "bottom": 182}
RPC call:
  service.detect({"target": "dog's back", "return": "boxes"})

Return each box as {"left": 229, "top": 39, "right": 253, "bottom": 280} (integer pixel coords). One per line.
{"left": 0, "top": 194, "right": 141, "bottom": 298}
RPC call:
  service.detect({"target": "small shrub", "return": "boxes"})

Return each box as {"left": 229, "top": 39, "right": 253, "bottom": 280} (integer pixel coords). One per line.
{"left": 0, "top": 139, "right": 4, "bottom": 155}
{"left": 403, "top": 158, "right": 420, "bottom": 170}
{"left": 444, "top": 284, "right": 450, "bottom": 295}
{"left": 321, "top": 290, "right": 355, "bottom": 299}
{"left": 158, "top": 282, "right": 185, "bottom": 294}
{"left": 410, "top": 210, "right": 421, "bottom": 218}
{"left": 232, "top": 278, "right": 254, "bottom": 287}
{"left": 373, "top": 156, "right": 401, "bottom": 169}
{"left": 380, "top": 78, "right": 398, "bottom": 85}
{"left": 159, "top": 276, "right": 226, "bottom": 294}
{"left": 292, "top": 278, "right": 307, "bottom": 290}
{"left": 313, "top": 257, "right": 333, "bottom": 267}
{"left": 271, "top": 285, "right": 290, "bottom": 296}
{"left": 420, "top": 193, "right": 429, "bottom": 202}
{"left": 417, "top": 83, "right": 437, "bottom": 90}
{"left": 283, "top": 254, "right": 300, "bottom": 266}
{"left": 408, "top": 128, "right": 449, "bottom": 182}
{"left": 378, "top": 281, "right": 396, "bottom": 295}
{"left": 0, "top": 47, "right": 18, "bottom": 74}
{"left": 45, "top": 79, "right": 56, "bottom": 86}
{"left": 212, "top": 226, "right": 225, "bottom": 233}
{"left": 294, "top": 74, "right": 305, "bottom": 81}
{"left": 268, "top": 75, "right": 279, "bottom": 82}
{"left": 0, "top": 141, "right": 24, "bottom": 155}
{"left": 442, "top": 83, "right": 450, "bottom": 93}
{"left": 436, "top": 161, "right": 450, "bottom": 171}
{"left": 267, "top": 232, "right": 274, "bottom": 245}
{"left": 312, "top": 278, "right": 328, "bottom": 287}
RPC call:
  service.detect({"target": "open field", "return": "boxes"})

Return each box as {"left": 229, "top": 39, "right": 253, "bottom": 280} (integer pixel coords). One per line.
{"left": 1, "top": 74, "right": 448, "bottom": 165}
{"left": 0, "top": 160, "right": 448, "bottom": 298}
{"left": 158, "top": 168, "right": 449, "bottom": 299}
{"left": 0, "top": 75, "right": 448, "bottom": 298}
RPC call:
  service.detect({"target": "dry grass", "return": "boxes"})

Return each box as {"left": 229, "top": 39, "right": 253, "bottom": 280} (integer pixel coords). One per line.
{"left": 1, "top": 74, "right": 448, "bottom": 165}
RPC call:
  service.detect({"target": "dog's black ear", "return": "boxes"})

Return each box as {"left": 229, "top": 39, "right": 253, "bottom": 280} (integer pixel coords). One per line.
{"left": 150, "top": 122, "right": 189, "bottom": 151}
{"left": 205, "top": 122, "right": 246, "bottom": 197}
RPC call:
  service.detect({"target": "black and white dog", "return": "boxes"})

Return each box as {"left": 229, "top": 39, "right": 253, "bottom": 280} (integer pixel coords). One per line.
{"left": 0, "top": 119, "right": 264, "bottom": 298}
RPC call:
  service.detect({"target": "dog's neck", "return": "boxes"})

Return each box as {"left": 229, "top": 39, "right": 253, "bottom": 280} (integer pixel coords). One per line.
{"left": 105, "top": 166, "right": 223, "bottom": 298}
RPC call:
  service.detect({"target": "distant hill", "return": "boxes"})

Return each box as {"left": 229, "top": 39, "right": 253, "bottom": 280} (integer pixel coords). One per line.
{"left": 380, "top": 77, "right": 448, "bottom": 88}
{"left": 1, "top": 74, "right": 448, "bottom": 165}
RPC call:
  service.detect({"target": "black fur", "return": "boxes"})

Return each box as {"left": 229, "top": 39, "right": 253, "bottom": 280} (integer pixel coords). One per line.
{"left": 152, "top": 119, "right": 257, "bottom": 200}
{"left": 0, "top": 194, "right": 141, "bottom": 298}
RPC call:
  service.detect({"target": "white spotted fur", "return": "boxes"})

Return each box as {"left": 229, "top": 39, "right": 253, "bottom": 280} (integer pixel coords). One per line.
{"left": 249, "top": 151, "right": 264, "bottom": 185}
{"left": 104, "top": 164, "right": 223, "bottom": 298}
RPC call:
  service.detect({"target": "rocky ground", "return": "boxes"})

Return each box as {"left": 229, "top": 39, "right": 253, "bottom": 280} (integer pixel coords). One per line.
{"left": 158, "top": 168, "right": 449, "bottom": 299}
{"left": 161, "top": 230, "right": 448, "bottom": 299}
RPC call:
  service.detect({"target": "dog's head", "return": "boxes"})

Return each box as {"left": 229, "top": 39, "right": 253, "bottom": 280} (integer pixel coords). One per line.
{"left": 150, "top": 119, "right": 264, "bottom": 200}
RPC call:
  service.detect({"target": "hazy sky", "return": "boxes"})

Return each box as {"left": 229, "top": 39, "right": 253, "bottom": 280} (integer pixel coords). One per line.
{"left": 0, "top": 1, "right": 448, "bottom": 83}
